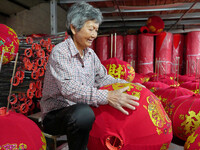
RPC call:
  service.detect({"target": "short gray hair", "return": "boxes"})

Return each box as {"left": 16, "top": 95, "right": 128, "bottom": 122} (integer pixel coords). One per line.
{"left": 66, "top": 1, "right": 103, "bottom": 36}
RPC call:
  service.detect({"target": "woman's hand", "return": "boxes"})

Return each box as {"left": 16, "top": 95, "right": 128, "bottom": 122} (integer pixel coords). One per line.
{"left": 107, "top": 86, "right": 140, "bottom": 115}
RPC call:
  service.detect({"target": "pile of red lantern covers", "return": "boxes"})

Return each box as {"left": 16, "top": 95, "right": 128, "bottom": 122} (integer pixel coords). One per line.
{"left": 0, "top": 24, "right": 19, "bottom": 65}
{"left": 0, "top": 107, "right": 46, "bottom": 149}
{"left": 88, "top": 83, "right": 172, "bottom": 150}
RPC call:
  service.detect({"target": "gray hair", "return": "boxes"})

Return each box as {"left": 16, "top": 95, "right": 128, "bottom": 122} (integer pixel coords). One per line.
{"left": 66, "top": 1, "right": 103, "bottom": 36}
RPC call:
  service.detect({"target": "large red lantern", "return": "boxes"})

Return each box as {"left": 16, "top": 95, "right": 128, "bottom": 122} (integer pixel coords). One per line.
{"left": 154, "top": 86, "right": 193, "bottom": 109}
{"left": 142, "top": 81, "right": 169, "bottom": 93}
{"left": 0, "top": 24, "right": 19, "bottom": 64}
{"left": 88, "top": 83, "right": 172, "bottom": 150}
{"left": 0, "top": 108, "right": 46, "bottom": 149}
{"left": 147, "top": 16, "right": 164, "bottom": 34}
{"left": 168, "top": 94, "right": 200, "bottom": 141}
{"left": 102, "top": 57, "right": 135, "bottom": 82}
{"left": 184, "top": 126, "right": 200, "bottom": 150}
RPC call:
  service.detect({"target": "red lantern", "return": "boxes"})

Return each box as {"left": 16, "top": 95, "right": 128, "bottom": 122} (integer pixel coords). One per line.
{"left": 102, "top": 57, "right": 135, "bottom": 82}
{"left": 184, "top": 126, "right": 200, "bottom": 150}
{"left": 154, "top": 86, "right": 194, "bottom": 109}
{"left": 0, "top": 24, "right": 19, "bottom": 64}
{"left": 180, "top": 80, "right": 199, "bottom": 94}
{"left": 168, "top": 94, "right": 200, "bottom": 141}
{"left": 142, "top": 81, "right": 169, "bottom": 93}
{"left": 88, "top": 83, "right": 172, "bottom": 150}
{"left": 147, "top": 16, "right": 164, "bottom": 34}
{"left": 0, "top": 108, "right": 46, "bottom": 149}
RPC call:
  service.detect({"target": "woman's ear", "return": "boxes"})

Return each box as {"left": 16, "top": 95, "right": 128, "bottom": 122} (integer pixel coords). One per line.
{"left": 70, "top": 24, "right": 76, "bottom": 35}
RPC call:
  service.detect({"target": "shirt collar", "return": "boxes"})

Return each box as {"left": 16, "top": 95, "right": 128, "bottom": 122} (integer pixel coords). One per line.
{"left": 67, "top": 36, "right": 90, "bottom": 57}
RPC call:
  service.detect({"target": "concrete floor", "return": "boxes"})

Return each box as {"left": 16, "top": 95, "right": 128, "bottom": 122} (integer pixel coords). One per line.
{"left": 168, "top": 136, "right": 185, "bottom": 150}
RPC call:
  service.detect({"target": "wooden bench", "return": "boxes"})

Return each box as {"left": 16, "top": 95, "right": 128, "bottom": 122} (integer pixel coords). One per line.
{"left": 28, "top": 112, "right": 65, "bottom": 150}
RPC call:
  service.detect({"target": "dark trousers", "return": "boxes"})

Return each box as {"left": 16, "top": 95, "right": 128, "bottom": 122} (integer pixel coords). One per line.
{"left": 42, "top": 103, "right": 95, "bottom": 150}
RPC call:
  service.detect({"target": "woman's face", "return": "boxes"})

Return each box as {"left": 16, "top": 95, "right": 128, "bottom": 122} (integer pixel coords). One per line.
{"left": 72, "top": 20, "right": 99, "bottom": 51}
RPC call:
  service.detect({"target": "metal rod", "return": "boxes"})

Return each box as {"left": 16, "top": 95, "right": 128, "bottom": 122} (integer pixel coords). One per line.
{"left": 168, "top": 2, "right": 197, "bottom": 31}
{"left": 0, "top": 50, "right": 5, "bottom": 72}
{"left": 7, "top": 53, "right": 19, "bottom": 112}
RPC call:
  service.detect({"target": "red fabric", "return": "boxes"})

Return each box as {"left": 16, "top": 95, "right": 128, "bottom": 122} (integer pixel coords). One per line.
{"left": 172, "top": 34, "right": 185, "bottom": 75}
{"left": 155, "top": 32, "right": 173, "bottom": 75}
{"left": 0, "top": 24, "right": 19, "bottom": 64}
{"left": 186, "top": 31, "right": 200, "bottom": 76}
{"left": 102, "top": 57, "right": 135, "bottom": 82}
{"left": 95, "top": 36, "right": 108, "bottom": 62}
{"left": 88, "top": 83, "right": 172, "bottom": 150}
{"left": 89, "top": 39, "right": 96, "bottom": 51}
{"left": 124, "top": 35, "right": 137, "bottom": 69}
{"left": 147, "top": 16, "right": 164, "bottom": 34}
{"left": 168, "top": 94, "right": 200, "bottom": 141}
{"left": 178, "top": 74, "right": 196, "bottom": 84}
{"left": 137, "top": 34, "right": 154, "bottom": 74}
{"left": 149, "top": 75, "right": 178, "bottom": 86}
{"left": 142, "top": 81, "right": 169, "bottom": 93}
{"left": 0, "top": 110, "right": 46, "bottom": 149}
{"left": 132, "top": 73, "right": 149, "bottom": 84}
{"left": 154, "top": 86, "right": 194, "bottom": 110}
{"left": 180, "top": 80, "right": 199, "bottom": 94}
{"left": 184, "top": 126, "right": 200, "bottom": 150}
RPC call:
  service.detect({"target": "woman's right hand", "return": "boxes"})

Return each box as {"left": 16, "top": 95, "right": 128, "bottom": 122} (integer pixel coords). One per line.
{"left": 107, "top": 86, "right": 140, "bottom": 115}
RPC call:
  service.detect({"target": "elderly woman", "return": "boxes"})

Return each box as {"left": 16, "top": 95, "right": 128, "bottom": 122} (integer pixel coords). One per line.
{"left": 40, "top": 2, "right": 139, "bottom": 150}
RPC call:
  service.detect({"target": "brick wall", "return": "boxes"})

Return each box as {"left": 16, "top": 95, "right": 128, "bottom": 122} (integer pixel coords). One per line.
{"left": 6, "top": 3, "right": 66, "bottom": 36}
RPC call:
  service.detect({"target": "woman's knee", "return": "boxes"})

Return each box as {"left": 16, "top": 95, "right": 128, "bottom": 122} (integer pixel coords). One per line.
{"left": 72, "top": 104, "right": 95, "bottom": 130}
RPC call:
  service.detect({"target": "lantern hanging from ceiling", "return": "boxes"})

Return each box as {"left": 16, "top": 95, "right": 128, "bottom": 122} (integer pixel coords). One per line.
{"left": 0, "top": 108, "right": 46, "bottom": 149}
{"left": 0, "top": 24, "right": 19, "bottom": 65}
{"left": 101, "top": 57, "right": 135, "bottom": 82}
{"left": 147, "top": 16, "right": 164, "bottom": 34}
{"left": 88, "top": 83, "right": 172, "bottom": 150}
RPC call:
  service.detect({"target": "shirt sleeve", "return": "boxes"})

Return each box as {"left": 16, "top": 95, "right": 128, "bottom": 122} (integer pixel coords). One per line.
{"left": 93, "top": 54, "right": 129, "bottom": 88}
{"left": 49, "top": 48, "right": 108, "bottom": 107}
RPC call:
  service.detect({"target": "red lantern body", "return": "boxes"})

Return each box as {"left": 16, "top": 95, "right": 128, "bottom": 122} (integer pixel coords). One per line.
{"left": 102, "top": 57, "right": 135, "bottom": 82}
{"left": 88, "top": 83, "right": 172, "bottom": 150}
{"left": 142, "top": 81, "right": 169, "bottom": 93}
{"left": 168, "top": 94, "right": 200, "bottom": 141}
{"left": 0, "top": 110, "right": 46, "bottom": 149}
{"left": 184, "top": 126, "right": 200, "bottom": 150}
{"left": 0, "top": 24, "right": 19, "bottom": 64}
{"left": 147, "top": 16, "right": 164, "bottom": 34}
{"left": 154, "top": 86, "right": 193, "bottom": 110}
